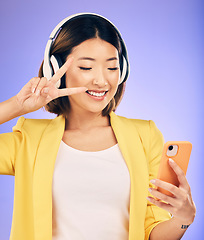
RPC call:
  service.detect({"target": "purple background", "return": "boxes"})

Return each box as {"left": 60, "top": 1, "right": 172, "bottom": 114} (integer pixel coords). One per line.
{"left": 0, "top": 0, "right": 203, "bottom": 239}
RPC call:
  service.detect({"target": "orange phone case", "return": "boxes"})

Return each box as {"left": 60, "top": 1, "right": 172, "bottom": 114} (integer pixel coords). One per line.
{"left": 156, "top": 141, "right": 192, "bottom": 197}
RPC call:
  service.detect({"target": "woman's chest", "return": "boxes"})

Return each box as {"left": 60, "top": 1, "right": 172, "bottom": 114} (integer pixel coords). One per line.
{"left": 62, "top": 126, "right": 117, "bottom": 151}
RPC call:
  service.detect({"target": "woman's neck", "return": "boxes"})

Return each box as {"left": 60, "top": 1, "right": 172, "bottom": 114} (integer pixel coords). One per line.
{"left": 65, "top": 109, "right": 110, "bottom": 131}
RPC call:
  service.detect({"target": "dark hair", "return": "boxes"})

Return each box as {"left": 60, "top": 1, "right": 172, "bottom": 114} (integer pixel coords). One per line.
{"left": 39, "top": 14, "right": 127, "bottom": 118}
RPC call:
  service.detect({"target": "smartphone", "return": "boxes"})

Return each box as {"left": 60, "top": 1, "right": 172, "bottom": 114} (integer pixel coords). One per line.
{"left": 156, "top": 141, "right": 192, "bottom": 197}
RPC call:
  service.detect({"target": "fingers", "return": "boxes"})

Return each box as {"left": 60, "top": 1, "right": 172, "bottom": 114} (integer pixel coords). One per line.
{"left": 150, "top": 179, "right": 180, "bottom": 196}
{"left": 168, "top": 158, "right": 190, "bottom": 191}
{"left": 49, "top": 57, "right": 74, "bottom": 84}
{"left": 32, "top": 77, "right": 48, "bottom": 97}
{"left": 149, "top": 179, "right": 181, "bottom": 207}
{"left": 57, "top": 87, "right": 88, "bottom": 97}
{"left": 29, "top": 77, "right": 41, "bottom": 93}
{"left": 147, "top": 196, "right": 173, "bottom": 213}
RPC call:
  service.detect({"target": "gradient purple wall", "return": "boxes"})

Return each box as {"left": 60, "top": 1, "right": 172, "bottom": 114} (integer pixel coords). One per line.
{"left": 0, "top": 0, "right": 203, "bottom": 239}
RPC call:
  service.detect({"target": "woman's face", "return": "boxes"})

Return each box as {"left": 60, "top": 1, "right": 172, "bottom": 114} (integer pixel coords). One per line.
{"left": 65, "top": 37, "right": 120, "bottom": 115}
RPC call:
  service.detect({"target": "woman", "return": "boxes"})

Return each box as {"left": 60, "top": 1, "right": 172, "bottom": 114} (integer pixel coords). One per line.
{"left": 0, "top": 13, "right": 196, "bottom": 240}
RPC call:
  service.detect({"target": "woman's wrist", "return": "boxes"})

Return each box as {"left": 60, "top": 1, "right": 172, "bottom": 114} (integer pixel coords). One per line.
{"left": 14, "top": 95, "right": 27, "bottom": 115}
{"left": 171, "top": 215, "right": 195, "bottom": 229}
{"left": 0, "top": 96, "right": 26, "bottom": 124}
{"left": 149, "top": 215, "right": 194, "bottom": 240}
{"left": 8, "top": 95, "right": 26, "bottom": 118}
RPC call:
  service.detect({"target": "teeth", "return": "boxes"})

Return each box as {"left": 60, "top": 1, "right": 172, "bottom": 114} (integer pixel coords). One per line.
{"left": 87, "top": 91, "right": 106, "bottom": 97}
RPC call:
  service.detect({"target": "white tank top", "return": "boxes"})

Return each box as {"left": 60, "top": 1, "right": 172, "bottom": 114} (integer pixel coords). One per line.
{"left": 52, "top": 140, "right": 130, "bottom": 240}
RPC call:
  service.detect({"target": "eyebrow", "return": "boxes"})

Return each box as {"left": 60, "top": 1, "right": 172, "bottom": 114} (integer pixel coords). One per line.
{"left": 77, "top": 57, "right": 118, "bottom": 61}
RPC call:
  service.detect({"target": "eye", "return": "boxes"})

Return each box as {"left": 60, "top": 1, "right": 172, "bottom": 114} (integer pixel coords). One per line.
{"left": 108, "top": 67, "right": 119, "bottom": 71}
{"left": 79, "top": 67, "right": 92, "bottom": 70}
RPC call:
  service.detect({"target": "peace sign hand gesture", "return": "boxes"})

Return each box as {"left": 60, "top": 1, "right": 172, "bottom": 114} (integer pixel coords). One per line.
{"left": 16, "top": 58, "right": 87, "bottom": 115}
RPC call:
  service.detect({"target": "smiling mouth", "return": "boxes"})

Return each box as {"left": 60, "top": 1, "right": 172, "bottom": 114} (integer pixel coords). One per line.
{"left": 86, "top": 90, "right": 108, "bottom": 97}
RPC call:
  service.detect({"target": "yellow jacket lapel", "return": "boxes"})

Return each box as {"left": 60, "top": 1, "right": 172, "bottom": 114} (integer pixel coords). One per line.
{"left": 110, "top": 112, "right": 149, "bottom": 239}
{"left": 33, "top": 115, "right": 65, "bottom": 239}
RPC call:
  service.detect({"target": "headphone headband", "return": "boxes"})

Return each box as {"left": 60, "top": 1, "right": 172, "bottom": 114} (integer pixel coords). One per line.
{"left": 49, "top": 12, "right": 121, "bottom": 40}
{"left": 43, "top": 12, "right": 129, "bottom": 86}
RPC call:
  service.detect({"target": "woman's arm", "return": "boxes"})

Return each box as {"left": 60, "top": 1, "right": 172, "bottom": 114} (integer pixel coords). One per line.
{"left": 0, "top": 96, "right": 25, "bottom": 125}
{"left": 149, "top": 216, "right": 193, "bottom": 240}
{"left": 148, "top": 159, "right": 196, "bottom": 240}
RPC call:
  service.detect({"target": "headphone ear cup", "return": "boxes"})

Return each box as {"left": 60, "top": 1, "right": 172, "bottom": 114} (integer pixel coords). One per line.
{"left": 50, "top": 54, "right": 63, "bottom": 88}
{"left": 119, "top": 55, "right": 128, "bottom": 85}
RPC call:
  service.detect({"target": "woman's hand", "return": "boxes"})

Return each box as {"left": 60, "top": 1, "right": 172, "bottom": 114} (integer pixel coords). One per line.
{"left": 147, "top": 158, "right": 196, "bottom": 225}
{"left": 15, "top": 58, "right": 87, "bottom": 114}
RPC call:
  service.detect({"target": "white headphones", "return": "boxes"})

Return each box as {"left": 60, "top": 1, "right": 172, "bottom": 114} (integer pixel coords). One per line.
{"left": 43, "top": 12, "right": 130, "bottom": 88}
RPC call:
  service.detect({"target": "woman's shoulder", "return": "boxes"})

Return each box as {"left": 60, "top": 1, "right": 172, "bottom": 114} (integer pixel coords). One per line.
{"left": 111, "top": 112, "right": 154, "bottom": 129}
{"left": 111, "top": 112, "right": 162, "bottom": 140}
{"left": 12, "top": 115, "right": 64, "bottom": 134}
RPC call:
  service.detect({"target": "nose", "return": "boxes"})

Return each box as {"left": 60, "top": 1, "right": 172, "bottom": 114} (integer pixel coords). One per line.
{"left": 93, "top": 71, "right": 107, "bottom": 87}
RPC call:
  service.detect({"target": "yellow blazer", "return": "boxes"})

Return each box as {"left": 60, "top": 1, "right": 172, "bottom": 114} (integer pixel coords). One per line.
{"left": 0, "top": 111, "right": 171, "bottom": 240}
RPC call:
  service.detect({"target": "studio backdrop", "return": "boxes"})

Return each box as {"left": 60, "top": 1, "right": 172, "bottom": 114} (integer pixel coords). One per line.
{"left": 0, "top": 0, "right": 203, "bottom": 239}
